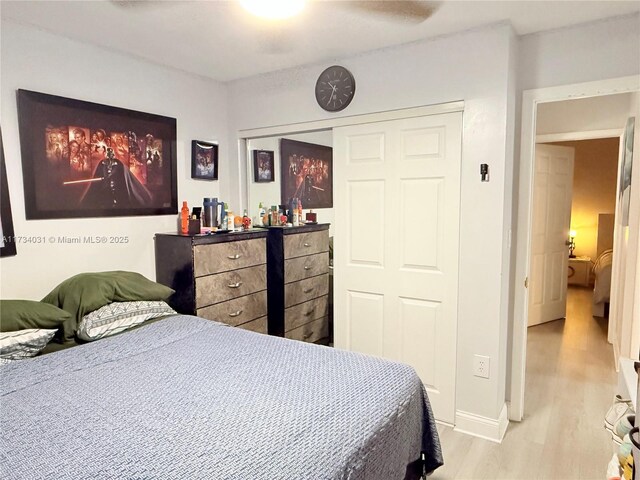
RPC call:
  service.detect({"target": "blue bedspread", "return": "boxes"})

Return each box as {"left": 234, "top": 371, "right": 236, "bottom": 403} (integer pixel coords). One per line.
{"left": 0, "top": 316, "right": 442, "bottom": 479}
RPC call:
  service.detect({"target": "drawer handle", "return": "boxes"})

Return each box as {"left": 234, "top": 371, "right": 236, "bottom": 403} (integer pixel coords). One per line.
{"left": 304, "top": 243, "right": 311, "bottom": 247}
{"left": 227, "top": 281, "right": 243, "bottom": 289}
{"left": 228, "top": 310, "right": 243, "bottom": 318}
{"left": 304, "top": 265, "right": 312, "bottom": 271}
{"left": 303, "top": 308, "right": 316, "bottom": 317}
{"left": 227, "top": 254, "right": 242, "bottom": 260}
{"left": 303, "top": 332, "right": 313, "bottom": 340}
{"left": 303, "top": 287, "right": 314, "bottom": 294}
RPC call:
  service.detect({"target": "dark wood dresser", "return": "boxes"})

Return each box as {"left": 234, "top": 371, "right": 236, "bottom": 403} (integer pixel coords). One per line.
{"left": 263, "top": 224, "right": 331, "bottom": 344}
{"left": 154, "top": 230, "right": 269, "bottom": 334}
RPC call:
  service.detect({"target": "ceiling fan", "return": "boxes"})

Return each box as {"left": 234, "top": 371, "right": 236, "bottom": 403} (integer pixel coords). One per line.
{"left": 112, "top": 1, "right": 440, "bottom": 53}
{"left": 339, "top": 1, "right": 440, "bottom": 23}
{"left": 114, "top": 1, "right": 439, "bottom": 23}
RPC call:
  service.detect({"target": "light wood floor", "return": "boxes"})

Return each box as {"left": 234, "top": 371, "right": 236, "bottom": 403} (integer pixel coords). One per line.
{"left": 431, "top": 286, "right": 617, "bottom": 479}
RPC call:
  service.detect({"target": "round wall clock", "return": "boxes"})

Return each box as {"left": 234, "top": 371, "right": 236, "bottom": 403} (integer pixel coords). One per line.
{"left": 315, "top": 65, "right": 356, "bottom": 112}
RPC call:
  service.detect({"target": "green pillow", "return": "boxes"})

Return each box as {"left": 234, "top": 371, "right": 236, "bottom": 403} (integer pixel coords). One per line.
{"left": 42, "top": 271, "right": 174, "bottom": 340}
{"left": 0, "top": 300, "right": 71, "bottom": 333}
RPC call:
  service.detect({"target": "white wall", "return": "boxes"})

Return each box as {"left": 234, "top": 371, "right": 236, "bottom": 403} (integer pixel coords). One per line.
{"left": 519, "top": 14, "right": 640, "bottom": 91}
{"left": 615, "top": 92, "right": 640, "bottom": 360}
{"left": 536, "top": 93, "right": 633, "bottom": 135}
{"left": 246, "top": 130, "right": 334, "bottom": 234}
{"left": 508, "top": 13, "right": 640, "bottom": 406}
{"left": 229, "top": 23, "right": 516, "bottom": 425}
{"left": 0, "top": 21, "right": 230, "bottom": 299}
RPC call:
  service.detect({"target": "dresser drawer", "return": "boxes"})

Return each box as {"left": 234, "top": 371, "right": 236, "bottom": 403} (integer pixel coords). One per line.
{"left": 284, "top": 230, "right": 329, "bottom": 259}
{"left": 195, "top": 265, "right": 266, "bottom": 308}
{"left": 285, "top": 316, "right": 329, "bottom": 343}
{"left": 197, "top": 290, "right": 267, "bottom": 326}
{"left": 284, "top": 252, "right": 329, "bottom": 284}
{"left": 237, "top": 315, "right": 267, "bottom": 334}
{"left": 194, "top": 238, "right": 265, "bottom": 277}
{"left": 285, "top": 295, "right": 328, "bottom": 331}
{"left": 285, "top": 274, "right": 329, "bottom": 308}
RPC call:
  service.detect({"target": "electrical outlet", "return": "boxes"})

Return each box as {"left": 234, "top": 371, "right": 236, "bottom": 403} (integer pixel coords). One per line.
{"left": 473, "top": 355, "right": 490, "bottom": 379}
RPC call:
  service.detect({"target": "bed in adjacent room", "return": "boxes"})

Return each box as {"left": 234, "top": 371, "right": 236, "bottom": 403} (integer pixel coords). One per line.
{"left": 592, "top": 213, "right": 615, "bottom": 317}
{"left": 0, "top": 313, "right": 442, "bottom": 479}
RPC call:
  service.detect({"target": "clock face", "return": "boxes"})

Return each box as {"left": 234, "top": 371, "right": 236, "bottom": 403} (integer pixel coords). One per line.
{"left": 315, "top": 65, "right": 356, "bottom": 112}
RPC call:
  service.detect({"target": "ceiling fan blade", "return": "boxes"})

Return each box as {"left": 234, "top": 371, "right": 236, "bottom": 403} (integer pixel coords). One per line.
{"left": 111, "top": 0, "right": 180, "bottom": 9}
{"left": 341, "top": 1, "right": 440, "bottom": 23}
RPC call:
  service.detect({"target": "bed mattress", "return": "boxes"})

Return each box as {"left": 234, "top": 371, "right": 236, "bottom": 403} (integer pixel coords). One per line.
{"left": 0, "top": 315, "right": 442, "bottom": 479}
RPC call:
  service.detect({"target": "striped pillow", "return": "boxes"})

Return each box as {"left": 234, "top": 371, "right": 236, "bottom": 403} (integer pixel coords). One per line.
{"left": 0, "top": 329, "right": 57, "bottom": 365}
{"left": 77, "top": 301, "right": 176, "bottom": 341}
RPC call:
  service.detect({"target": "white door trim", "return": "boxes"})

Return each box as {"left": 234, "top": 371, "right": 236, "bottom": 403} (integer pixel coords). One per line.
{"left": 511, "top": 75, "right": 640, "bottom": 422}
{"left": 237, "top": 102, "right": 464, "bottom": 139}
{"left": 536, "top": 129, "right": 623, "bottom": 143}
{"left": 238, "top": 102, "right": 464, "bottom": 223}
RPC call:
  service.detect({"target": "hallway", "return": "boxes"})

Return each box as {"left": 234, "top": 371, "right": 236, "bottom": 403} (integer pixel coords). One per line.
{"left": 432, "top": 286, "right": 617, "bottom": 479}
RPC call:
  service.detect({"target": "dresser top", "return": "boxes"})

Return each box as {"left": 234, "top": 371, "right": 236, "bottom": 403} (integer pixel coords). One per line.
{"left": 256, "top": 223, "right": 330, "bottom": 235}
{"left": 155, "top": 229, "right": 267, "bottom": 245}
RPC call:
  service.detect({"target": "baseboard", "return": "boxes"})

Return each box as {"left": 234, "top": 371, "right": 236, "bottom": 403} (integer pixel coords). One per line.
{"left": 453, "top": 403, "right": 509, "bottom": 443}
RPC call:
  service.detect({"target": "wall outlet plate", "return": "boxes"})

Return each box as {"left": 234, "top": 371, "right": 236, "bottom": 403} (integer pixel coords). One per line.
{"left": 473, "top": 354, "right": 491, "bottom": 379}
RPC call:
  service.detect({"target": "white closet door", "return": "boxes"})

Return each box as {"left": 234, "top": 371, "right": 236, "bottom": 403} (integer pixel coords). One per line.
{"left": 528, "top": 144, "right": 574, "bottom": 327}
{"left": 333, "top": 112, "right": 462, "bottom": 424}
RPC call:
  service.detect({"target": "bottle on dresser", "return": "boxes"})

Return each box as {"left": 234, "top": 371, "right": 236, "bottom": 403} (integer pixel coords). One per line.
{"left": 257, "top": 202, "right": 266, "bottom": 226}
{"left": 180, "top": 201, "right": 189, "bottom": 234}
{"left": 226, "top": 207, "right": 235, "bottom": 231}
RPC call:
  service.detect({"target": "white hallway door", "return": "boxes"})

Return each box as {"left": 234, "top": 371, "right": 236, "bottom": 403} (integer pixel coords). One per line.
{"left": 528, "top": 144, "right": 575, "bottom": 327}
{"left": 333, "top": 112, "right": 462, "bottom": 424}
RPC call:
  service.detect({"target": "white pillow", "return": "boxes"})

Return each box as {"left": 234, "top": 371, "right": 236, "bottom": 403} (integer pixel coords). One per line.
{"left": 77, "top": 301, "right": 176, "bottom": 341}
{"left": 0, "top": 329, "right": 57, "bottom": 365}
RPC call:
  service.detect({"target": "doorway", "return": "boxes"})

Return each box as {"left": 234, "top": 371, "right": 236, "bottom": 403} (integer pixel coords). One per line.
{"left": 528, "top": 136, "right": 621, "bottom": 329}
{"left": 511, "top": 76, "right": 640, "bottom": 422}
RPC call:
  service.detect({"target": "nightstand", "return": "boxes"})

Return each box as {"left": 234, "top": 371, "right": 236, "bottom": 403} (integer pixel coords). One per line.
{"left": 568, "top": 257, "right": 592, "bottom": 286}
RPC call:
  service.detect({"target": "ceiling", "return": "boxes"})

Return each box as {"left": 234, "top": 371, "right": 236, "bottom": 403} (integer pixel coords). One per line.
{"left": 2, "top": 1, "right": 638, "bottom": 82}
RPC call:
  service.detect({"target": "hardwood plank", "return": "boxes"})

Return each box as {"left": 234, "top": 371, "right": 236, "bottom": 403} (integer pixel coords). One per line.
{"left": 433, "top": 286, "right": 615, "bottom": 479}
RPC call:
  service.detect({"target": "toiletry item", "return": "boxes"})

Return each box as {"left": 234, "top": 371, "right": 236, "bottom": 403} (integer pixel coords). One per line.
{"left": 220, "top": 203, "right": 227, "bottom": 228}
{"left": 180, "top": 201, "right": 189, "bottom": 234}
{"left": 242, "top": 210, "right": 251, "bottom": 231}
{"left": 288, "top": 198, "right": 296, "bottom": 224}
{"left": 258, "top": 202, "right": 266, "bottom": 226}
{"left": 188, "top": 218, "right": 200, "bottom": 235}
{"left": 271, "top": 206, "right": 278, "bottom": 226}
{"left": 226, "top": 210, "right": 235, "bottom": 231}
{"left": 297, "top": 199, "right": 302, "bottom": 225}
{"left": 203, "top": 198, "right": 215, "bottom": 227}
{"left": 306, "top": 210, "right": 317, "bottom": 223}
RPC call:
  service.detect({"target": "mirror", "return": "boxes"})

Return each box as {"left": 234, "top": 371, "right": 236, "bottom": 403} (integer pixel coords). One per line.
{"left": 246, "top": 129, "right": 334, "bottom": 235}
{"left": 0, "top": 127, "right": 17, "bottom": 257}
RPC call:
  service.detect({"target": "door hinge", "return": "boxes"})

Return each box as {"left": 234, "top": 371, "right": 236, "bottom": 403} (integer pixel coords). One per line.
{"left": 524, "top": 277, "right": 529, "bottom": 288}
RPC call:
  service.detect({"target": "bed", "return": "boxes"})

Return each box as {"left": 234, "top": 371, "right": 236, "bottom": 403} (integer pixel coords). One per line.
{"left": 592, "top": 248, "right": 613, "bottom": 317}
{"left": 0, "top": 315, "right": 442, "bottom": 479}
{"left": 592, "top": 214, "right": 615, "bottom": 317}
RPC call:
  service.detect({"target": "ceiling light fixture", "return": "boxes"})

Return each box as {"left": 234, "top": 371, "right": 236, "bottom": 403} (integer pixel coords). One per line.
{"left": 239, "top": 0, "right": 305, "bottom": 20}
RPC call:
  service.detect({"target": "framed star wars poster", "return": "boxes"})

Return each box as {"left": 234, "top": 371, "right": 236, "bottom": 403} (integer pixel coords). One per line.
{"left": 280, "top": 138, "right": 332, "bottom": 209}
{"left": 17, "top": 89, "right": 177, "bottom": 219}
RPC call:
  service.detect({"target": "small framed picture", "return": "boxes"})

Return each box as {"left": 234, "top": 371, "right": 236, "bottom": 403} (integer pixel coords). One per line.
{"left": 191, "top": 140, "right": 218, "bottom": 180}
{"left": 253, "top": 149, "right": 275, "bottom": 183}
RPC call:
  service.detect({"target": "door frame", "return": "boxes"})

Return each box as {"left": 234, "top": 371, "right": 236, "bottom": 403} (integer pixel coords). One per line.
{"left": 510, "top": 75, "right": 640, "bottom": 422}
